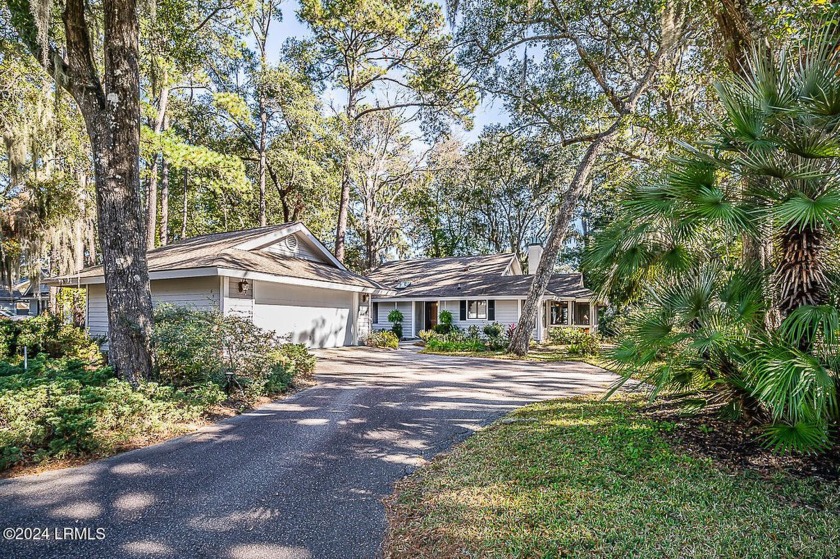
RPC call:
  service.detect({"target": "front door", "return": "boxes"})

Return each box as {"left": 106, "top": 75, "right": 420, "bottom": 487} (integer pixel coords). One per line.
{"left": 425, "top": 301, "right": 438, "bottom": 331}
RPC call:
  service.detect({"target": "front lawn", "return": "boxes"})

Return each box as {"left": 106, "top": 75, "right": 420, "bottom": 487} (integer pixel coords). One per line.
{"left": 385, "top": 397, "right": 840, "bottom": 558}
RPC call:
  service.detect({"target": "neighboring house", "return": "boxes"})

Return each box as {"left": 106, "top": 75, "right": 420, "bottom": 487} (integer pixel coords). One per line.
{"left": 366, "top": 243, "right": 599, "bottom": 342}
{"left": 0, "top": 279, "right": 50, "bottom": 317}
{"left": 48, "top": 223, "right": 393, "bottom": 348}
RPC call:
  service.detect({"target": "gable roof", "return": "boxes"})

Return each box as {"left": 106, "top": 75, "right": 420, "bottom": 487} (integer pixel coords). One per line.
{"left": 367, "top": 254, "right": 595, "bottom": 300}
{"left": 49, "top": 223, "right": 390, "bottom": 293}
{"left": 369, "top": 254, "right": 517, "bottom": 287}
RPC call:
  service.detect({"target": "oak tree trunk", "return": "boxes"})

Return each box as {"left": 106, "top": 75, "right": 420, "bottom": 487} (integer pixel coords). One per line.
{"left": 259, "top": 111, "right": 267, "bottom": 227}
{"left": 508, "top": 125, "right": 619, "bottom": 355}
{"left": 8, "top": 0, "right": 155, "bottom": 382}
{"left": 507, "top": 3, "right": 683, "bottom": 355}
{"left": 95, "top": 0, "right": 154, "bottom": 384}
{"left": 712, "top": 0, "right": 760, "bottom": 76}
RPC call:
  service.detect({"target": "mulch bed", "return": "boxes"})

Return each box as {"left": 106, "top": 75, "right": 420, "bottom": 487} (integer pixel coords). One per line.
{"left": 643, "top": 394, "right": 840, "bottom": 481}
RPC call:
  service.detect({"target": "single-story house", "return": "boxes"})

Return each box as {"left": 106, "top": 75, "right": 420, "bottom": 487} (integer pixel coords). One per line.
{"left": 49, "top": 222, "right": 394, "bottom": 348}
{"left": 366, "top": 243, "right": 599, "bottom": 342}
{"left": 50, "top": 224, "right": 598, "bottom": 348}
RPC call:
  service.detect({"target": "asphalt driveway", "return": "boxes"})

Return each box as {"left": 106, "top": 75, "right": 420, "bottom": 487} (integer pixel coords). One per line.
{"left": 0, "top": 347, "right": 616, "bottom": 559}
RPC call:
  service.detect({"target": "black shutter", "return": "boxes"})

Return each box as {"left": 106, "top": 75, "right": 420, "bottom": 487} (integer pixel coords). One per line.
{"left": 459, "top": 300, "right": 467, "bottom": 321}
{"left": 488, "top": 300, "right": 495, "bottom": 321}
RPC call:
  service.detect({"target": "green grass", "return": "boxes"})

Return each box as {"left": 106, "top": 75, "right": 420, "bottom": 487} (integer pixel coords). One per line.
{"left": 385, "top": 396, "right": 840, "bottom": 558}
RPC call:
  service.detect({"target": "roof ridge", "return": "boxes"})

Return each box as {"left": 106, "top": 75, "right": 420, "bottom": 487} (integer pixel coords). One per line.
{"left": 376, "top": 252, "right": 514, "bottom": 267}
{"left": 156, "top": 222, "right": 299, "bottom": 250}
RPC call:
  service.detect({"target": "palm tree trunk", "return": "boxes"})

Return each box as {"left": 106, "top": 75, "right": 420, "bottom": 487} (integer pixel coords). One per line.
{"left": 776, "top": 224, "right": 828, "bottom": 349}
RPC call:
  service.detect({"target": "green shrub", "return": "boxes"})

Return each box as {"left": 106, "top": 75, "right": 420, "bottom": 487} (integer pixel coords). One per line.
{"left": 0, "top": 313, "right": 103, "bottom": 364}
{"left": 548, "top": 326, "right": 590, "bottom": 345}
{"left": 152, "top": 306, "right": 224, "bottom": 386}
{"left": 567, "top": 335, "right": 600, "bottom": 356}
{"left": 152, "top": 305, "right": 315, "bottom": 402}
{"left": 466, "top": 324, "right": 482, "bottom": 340}
{"left": 435, "top": 310, "right": 454, "bottom": 334}
{"left": 547, "top": 327, "right": 600, "bottom": 355}
{"left": 0, "top": 306, "right": 319, "bottom": 472}
{"left": 483, "top": 323, "right": 503, "bottom": 338}
{"left": 273, "top": 343, "right": 316, "bottom": 376}
{"left": 0, "top": 357, "right": 226, "bottom": 471}
{"left": 388, "top": 309, "right": 404, "bottom": 339}
{"left": 364, "top": 330, "right": 399, "bottom": 349}
{"left": 486, "top": 336, "right": 508, "bottom": 351}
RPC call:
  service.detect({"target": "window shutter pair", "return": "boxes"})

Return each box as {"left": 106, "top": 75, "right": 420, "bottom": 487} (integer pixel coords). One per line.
{"left": 459, "top": 300, "right": 467, "bottom": 321}
{"left": 488, "top": 300, "right": 495, "bottom": 321}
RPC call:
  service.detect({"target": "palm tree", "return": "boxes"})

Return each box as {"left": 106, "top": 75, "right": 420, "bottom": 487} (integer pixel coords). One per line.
{"left": 588, "top": 31, "right": 840, "bottom": 452}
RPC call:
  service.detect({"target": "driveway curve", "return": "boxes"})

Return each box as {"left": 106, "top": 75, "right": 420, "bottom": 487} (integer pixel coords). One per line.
{"left": 0, "top": 347, "right": 616, "bottom": 559}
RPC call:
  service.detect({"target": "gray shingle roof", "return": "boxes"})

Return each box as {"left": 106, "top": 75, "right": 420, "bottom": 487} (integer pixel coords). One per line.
{"left": 54, "top": 223, "right": 385, "bottom": 291}
{"left": 368, "top": 254, "right": 595, "bottom": 299}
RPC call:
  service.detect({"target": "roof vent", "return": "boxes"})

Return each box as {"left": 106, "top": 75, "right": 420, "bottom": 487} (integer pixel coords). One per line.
{"left": 284, "top": 235, "right": 299, "bottom": 252}
{"left": 396, "top": 280, "right": 411, "bottom": 289}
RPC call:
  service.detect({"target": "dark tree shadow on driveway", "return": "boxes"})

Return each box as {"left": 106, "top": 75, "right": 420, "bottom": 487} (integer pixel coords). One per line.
{"left": 0, "top": 348, "right": 616, "bottom": 559}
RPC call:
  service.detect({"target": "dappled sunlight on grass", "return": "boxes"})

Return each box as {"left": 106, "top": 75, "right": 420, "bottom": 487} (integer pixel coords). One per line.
{"left": 386, "top": 396, "right": 840, "bottom": 559}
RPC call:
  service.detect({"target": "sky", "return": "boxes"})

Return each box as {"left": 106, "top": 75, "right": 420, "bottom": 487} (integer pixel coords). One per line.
{"left": 263, "top": 1, "right": 509, "bottom": 143}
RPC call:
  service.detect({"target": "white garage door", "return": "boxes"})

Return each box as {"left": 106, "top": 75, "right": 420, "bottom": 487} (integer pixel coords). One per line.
{"left": 249, "top": 281, "right": 355, "bottom": 348}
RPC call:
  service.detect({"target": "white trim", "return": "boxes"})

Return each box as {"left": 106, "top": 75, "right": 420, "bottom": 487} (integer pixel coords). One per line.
{"left": 233, "top": 223, "right": 302, "bottom": 251}
{"left": 219, "top": 276, "right": 226, "bottom": 314}
{"left": 234, "top": 223, "right": 347, "bottom": 271}
{"left": 466, "top": 299, "right": 488, "bottom": 321}
{"left": 51, "top": 267, "right": 220, "bottom": 286}
{"left": 53, "top": 265, "right": 393, "bottom": 296}
{"left": 216, "top": 268, "right": 389, "bottom": 295}
{"left": 503, "top": 254, "right": 523, "bottom": 276}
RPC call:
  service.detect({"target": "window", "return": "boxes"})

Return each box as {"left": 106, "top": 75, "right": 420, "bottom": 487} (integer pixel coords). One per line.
{"left": 467, "top": 300, "right": 487, "bottom": 320}
{"left": 372, "top": 302, "right": 379, "bottom": 324}
{"left": 575, "top": 302, "right": 590, "bottom": 325}
{"left": 549, "top": 301, "right": 567, "bottom": 326}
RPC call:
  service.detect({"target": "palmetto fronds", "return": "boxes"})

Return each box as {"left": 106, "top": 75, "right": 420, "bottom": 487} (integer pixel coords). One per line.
{"left": 590, "top": 29, "right": 840, "bottom": 453}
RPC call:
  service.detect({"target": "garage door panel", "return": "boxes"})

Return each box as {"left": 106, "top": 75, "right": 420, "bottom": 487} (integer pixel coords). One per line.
{"left": 251, "top": 282, "right": 354, "bottom": 348}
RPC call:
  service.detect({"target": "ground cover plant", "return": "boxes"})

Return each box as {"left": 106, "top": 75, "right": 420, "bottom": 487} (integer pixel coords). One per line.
{"left": 0, "top": 307, "right": 316, "bottom": 475}
{"left": 386, "top": 396, "right": 840, "bottom": 559}
{"left": 364, "top": 330, "right": 400, "bottom": 349}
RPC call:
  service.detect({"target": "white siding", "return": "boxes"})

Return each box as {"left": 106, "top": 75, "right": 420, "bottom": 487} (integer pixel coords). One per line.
{"left": 494, "top": 300, "right": 519, "bottom": 328}
{"left": 439, "top": 298, "right": 519, "bottom": 331}
{"left": 86, "top": 277, "right": 221, "bottom": 339}
{"left": 248, "top": 281, "right": 355, "bottom": 348}
{"left": 373, "top": 301, "right": 413, "bottom": 337}
{"left": 357, "top": 297, "right": 371, "bottom": 340}
{"left": 87, "top": 285, "right": 108, "bottom": 338}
